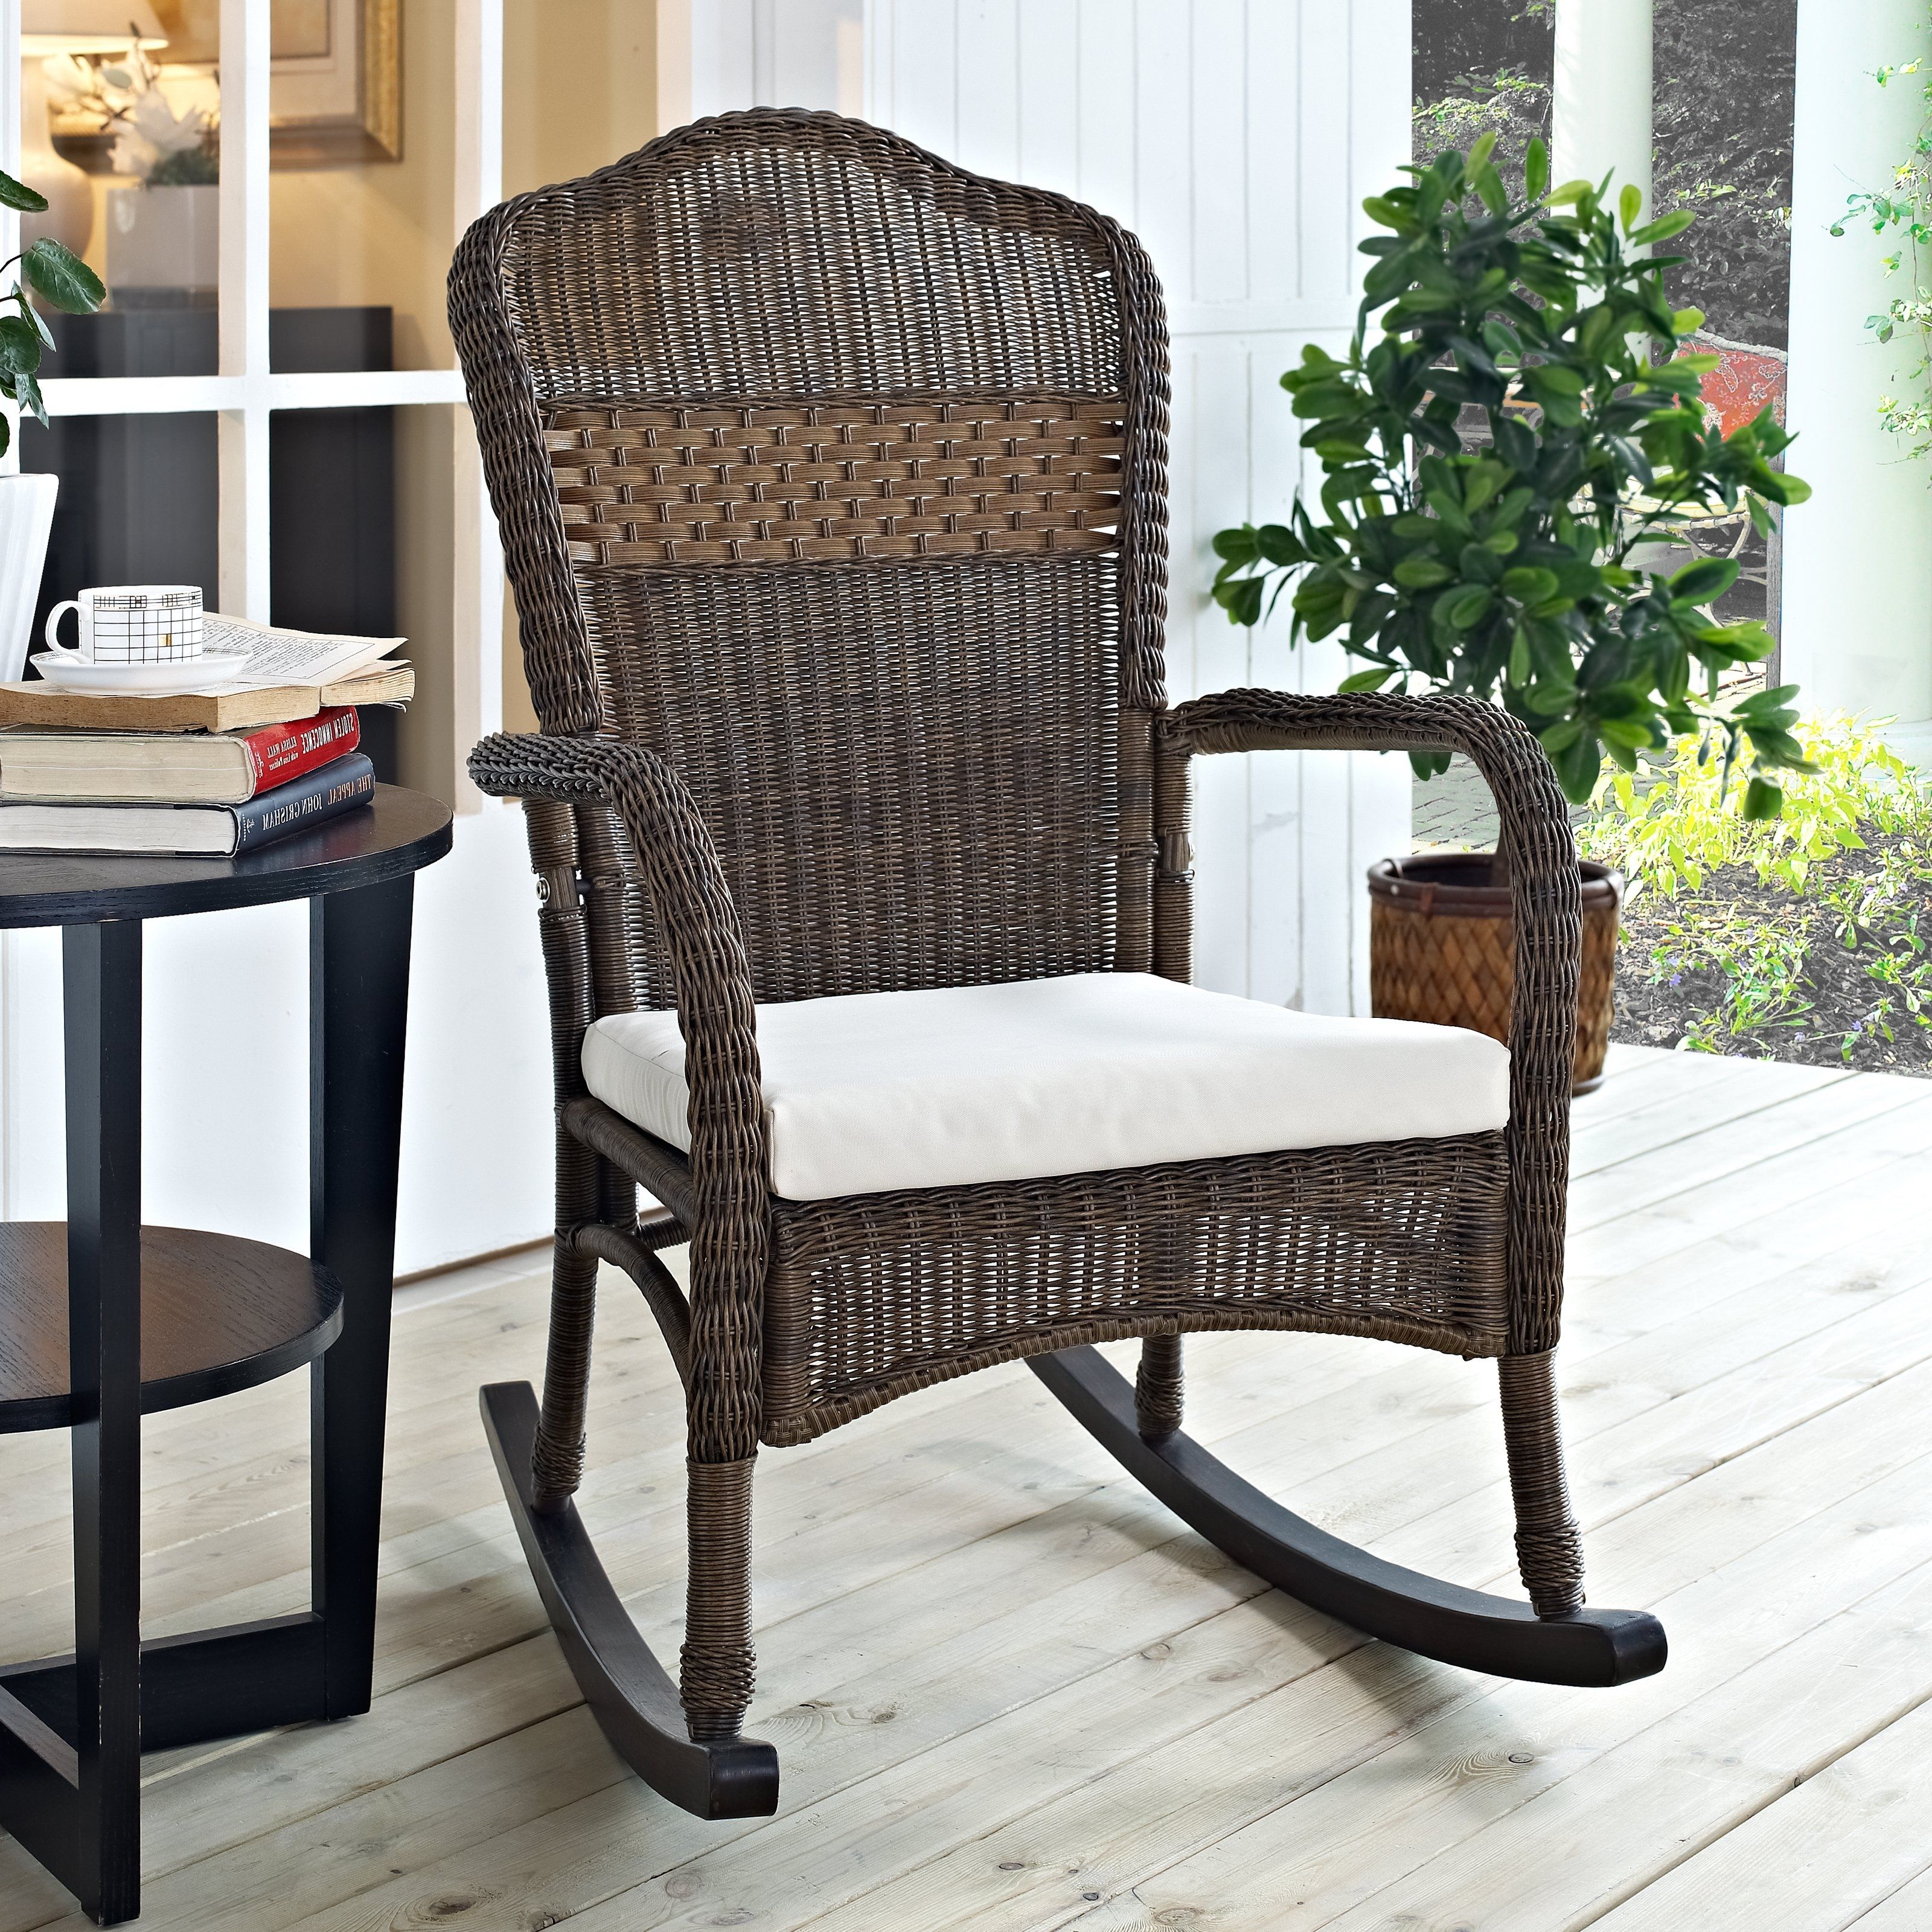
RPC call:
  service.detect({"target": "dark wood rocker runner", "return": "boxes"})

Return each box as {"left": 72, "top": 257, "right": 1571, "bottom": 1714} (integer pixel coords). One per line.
{"left": 450, "top": 109, "right": 1666, "bottom": 1823}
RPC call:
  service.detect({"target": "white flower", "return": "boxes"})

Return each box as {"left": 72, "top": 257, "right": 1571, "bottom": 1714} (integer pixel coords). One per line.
{"left": 113, "top": 86, "right": 212, "bottom": 180}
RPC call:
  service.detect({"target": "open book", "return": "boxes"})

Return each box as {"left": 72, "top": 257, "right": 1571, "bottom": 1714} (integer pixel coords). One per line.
{"left": 0, "top": 615, "right": 414, "bottom": 732}
{"left": 200, "top": 615, "right": 406, "bottom": 691}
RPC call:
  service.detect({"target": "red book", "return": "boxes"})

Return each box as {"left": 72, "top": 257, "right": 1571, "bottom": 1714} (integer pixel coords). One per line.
{"left": 0, "top": 706, "right": 365, "bottom": 805}
{"left": 242, "top": 706, "right": 363, "bottom": 795}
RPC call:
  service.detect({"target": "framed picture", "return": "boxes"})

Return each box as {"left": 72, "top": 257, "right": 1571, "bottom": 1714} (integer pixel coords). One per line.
{"left": 144, "top": 0, "right": 401, "bottom": 167}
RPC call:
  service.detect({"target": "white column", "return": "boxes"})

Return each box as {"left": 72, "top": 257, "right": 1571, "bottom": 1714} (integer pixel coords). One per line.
{"left": 1552, "top": 0, "right": 1652, "bottom": 222}
{"left": 1782, "top": 0, "right": 1932, "bottom": 752}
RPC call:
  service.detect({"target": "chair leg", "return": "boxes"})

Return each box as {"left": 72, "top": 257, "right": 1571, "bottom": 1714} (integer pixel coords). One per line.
{"left": 680, "top": 1456, "right": 758, "bottom": 1742}
{"left": 479, "top": 1381, "right": 778, "bottom": 1818}
{"left": 1497, "top": 1351, "right": 1586, "bottom": 1619}
{"left": 531, "top": 1235, "right": 600, "bottom": 1512}
{"left": 1135, "top": 1332, "right": 1185, "bottom": 1441}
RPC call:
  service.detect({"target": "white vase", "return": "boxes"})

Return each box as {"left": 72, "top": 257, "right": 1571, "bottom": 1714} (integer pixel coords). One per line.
{"left": 106, "top": 184, "right": 220, "bottom": 296}
{"left": 18, "top": 60, "right": 93, "bottom": 260}
{"left": 0, "top": 474, "right": 59, "bottom": 684}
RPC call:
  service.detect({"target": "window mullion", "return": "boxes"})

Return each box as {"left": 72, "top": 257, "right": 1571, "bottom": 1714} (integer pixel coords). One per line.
{"left": 217, "top": 0, "right": 271, "bottom": 621}
{"left": 453, "top": 0, "right": 505, "bottom": 810}
{"left": 1, "top": 0, "right": 20, "bottom": 479}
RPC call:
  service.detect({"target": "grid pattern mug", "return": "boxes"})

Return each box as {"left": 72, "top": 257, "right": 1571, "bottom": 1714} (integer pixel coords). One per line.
{"left": 44, "top": 584, "right": 205, "bottom": 665}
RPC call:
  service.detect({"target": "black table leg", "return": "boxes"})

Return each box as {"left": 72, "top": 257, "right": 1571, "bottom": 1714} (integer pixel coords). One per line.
{"left": 63, "top": 920, "right": 144, "bottom": 1926}
{"left": 310, "top": 874, "right": 416, "bottom": 1718}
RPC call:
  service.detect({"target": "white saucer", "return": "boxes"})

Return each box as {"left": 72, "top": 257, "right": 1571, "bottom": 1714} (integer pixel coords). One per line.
{"left": 29, "top": 651, "right": 254, "bottom": 695}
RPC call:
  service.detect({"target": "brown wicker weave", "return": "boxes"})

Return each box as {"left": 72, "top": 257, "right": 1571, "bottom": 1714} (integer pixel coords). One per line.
{"left": 450, "top": 109, "right": 1646, "bottom": 1791}
{"left": 1367, "top": 853, "right": 1623, "bottom": 1092}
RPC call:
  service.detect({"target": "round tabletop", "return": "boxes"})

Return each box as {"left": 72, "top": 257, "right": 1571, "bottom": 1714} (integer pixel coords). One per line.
{"left": 0, "top": 784, "right": 453, "bottom": 928}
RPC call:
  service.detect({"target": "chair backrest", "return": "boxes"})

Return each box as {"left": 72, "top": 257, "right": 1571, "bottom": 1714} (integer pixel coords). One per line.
{"left": 451, "top": 109, "right": 1171, "bottom": 1008}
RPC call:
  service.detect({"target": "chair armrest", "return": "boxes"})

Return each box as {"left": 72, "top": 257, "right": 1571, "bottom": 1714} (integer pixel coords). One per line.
{"left": 1160, "top": 689, "right": 1576, "bottom": 1354}
{"left": 470, "top": 732, "right": 768, "bottom": 1453}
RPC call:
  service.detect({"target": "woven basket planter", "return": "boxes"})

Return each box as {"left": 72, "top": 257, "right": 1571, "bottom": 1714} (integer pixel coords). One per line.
{"left": 1367, "top": 852, "right": 1622, "bottom": 1095}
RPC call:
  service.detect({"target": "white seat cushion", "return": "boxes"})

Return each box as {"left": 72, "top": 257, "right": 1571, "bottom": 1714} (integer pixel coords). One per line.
{"left": 580, "top": 971, "right": 1510, "bottom": 1203}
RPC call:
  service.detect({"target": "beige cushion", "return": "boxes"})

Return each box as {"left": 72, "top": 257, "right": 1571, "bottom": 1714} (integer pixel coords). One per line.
{"left": 580, "top": 971, "right": 1510, "bottom": 1204}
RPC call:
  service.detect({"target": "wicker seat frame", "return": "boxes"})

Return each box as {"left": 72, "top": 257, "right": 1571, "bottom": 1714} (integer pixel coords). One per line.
{"left": 450, "top": 109, "right": 1666, "bottom": 1819}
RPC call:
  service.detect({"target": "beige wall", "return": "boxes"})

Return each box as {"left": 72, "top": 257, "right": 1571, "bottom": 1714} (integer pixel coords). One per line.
{"left": 257, "top": 0, "right": 668, "bottom": 773}
{"left": 504, "top": 0, "right": 661, "bottom": 198}
{"left": 498, "top": 0, "right": 664, "bottom": 735}
{"left": 72, "top": 5, "right": 674, "bottom": 784}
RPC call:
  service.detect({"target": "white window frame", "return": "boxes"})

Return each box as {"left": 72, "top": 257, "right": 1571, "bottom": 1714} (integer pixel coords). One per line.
{"left": 0, "top": 0, "right": 506, "bottom": 809}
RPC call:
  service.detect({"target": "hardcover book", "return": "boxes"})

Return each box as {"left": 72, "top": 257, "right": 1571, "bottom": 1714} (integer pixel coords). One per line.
{"left": 0, "top": 662, "right": 412, "bottom": 734}
{"left": 0, "top": 753, "right": 377, "bottom": 856}
{"left": 0, "top": 707, "right": 362, "bottom": 804}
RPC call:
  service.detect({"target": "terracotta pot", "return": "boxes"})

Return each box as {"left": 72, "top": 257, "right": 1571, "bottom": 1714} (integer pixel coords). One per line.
{"left": 1366, "top": 852, "right": 1622, "bottom": 1095}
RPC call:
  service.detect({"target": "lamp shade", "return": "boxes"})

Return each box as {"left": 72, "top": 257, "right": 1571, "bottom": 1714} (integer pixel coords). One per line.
{"left": 22, "top": 1, "right": 168, "bottom": 54}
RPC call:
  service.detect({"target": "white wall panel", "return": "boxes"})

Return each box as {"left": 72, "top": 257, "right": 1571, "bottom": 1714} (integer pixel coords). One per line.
{"left": 870, "top": 0, "right": 1412, "bottom": 1009}
{"left": 693, "top": 0, "right": 865, "bottom": 117}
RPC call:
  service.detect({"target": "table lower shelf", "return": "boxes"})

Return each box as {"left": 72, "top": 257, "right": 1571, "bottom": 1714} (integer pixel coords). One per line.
{"left": 0, "top": 1223, "right": 342, "bottom": 1433}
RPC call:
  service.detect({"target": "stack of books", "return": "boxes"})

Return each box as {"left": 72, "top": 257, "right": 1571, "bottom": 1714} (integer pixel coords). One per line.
{"left": 0, "top": 618, "right": 414, "bottom": 857}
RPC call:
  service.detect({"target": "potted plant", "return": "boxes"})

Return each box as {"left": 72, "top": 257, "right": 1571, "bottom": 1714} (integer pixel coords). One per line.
{"left": 1211, "top": 135, "right": 1811, "bottom": 1089}
{"left": 48, "top": 42, "right": 218, "bottom": 298}
{"left": 0, "top": 169, "right": 107, "bottom": 680}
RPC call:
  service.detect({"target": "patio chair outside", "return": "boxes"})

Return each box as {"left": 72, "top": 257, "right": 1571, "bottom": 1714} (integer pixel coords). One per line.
{"left": 449, "top": 107, "right": 1665, "bottom": 1820}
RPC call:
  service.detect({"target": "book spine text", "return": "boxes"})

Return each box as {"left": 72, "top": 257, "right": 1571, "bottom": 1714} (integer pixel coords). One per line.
{"left": 242, "top": 706, "right": 362, "bottom": 795}
{"left": 230, "top": 753, "right": 376, "bottom": 853}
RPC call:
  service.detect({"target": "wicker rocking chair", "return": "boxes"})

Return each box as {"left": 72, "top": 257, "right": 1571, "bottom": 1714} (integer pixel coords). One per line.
{"left": 450, "top": 109, "right": 1666, "bottom": 1820}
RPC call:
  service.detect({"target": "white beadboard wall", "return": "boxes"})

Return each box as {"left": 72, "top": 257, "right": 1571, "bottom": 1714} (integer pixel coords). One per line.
{"left": 691, "top": 0, "right": 866, "bottom": 119}
{"left": 865, "top": 0, "right": 1415, "bottom": 1010}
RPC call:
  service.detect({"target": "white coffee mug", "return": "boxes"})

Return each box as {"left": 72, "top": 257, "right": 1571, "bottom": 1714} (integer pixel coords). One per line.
{"left": 44, "top": 584, "right": 204, "bottom": 665}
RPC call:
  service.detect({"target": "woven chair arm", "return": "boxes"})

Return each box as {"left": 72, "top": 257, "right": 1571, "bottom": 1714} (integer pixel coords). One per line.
{"left": 470, "top": 732, "right": 770, "bottom": 1456}
{"left": 1160, "top": 689, "right": 1576, "bottom": 1353}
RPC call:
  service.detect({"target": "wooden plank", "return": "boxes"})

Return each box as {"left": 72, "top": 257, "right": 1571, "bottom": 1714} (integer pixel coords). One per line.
{"left": 1588, "top": 1695, "right": 1932, "bottom": 1932}
{"left": 132, "top": 1298, "right": 1932, "bottom": 1932}
{"left": 345, "top": 1410, "right": 1932, "bottom": 1932}
{"left": 1570, "top": 1056, "right": 1850, "bottom": 1179}
{"left": 1569, "top": 1076, "right": 1930, "bottom": 1232}
{"left": 10, "top": 1442, "right": 1349, "bottom": 1931}
{"left": 1566, "top": 1083, "right": 1932, "bottom": 1280}
{"left": 1009, "top": 1543, "right": 1932, "bottom": 1932}
{"left": 6, "top": 1064, "right": 1925, "bottom": 1930}
{"left": 1838, "top": 1863, "right": 1932, "bottom": 1931}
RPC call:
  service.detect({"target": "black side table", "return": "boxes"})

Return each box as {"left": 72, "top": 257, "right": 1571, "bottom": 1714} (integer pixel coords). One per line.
{"left": 0, "top": 785, "right": 452, "bottom": 1924}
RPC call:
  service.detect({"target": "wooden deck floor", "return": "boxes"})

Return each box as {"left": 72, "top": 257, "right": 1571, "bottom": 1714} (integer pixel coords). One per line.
{"left": 4, "top": 1044, "right": 1931, "bottom": 1931}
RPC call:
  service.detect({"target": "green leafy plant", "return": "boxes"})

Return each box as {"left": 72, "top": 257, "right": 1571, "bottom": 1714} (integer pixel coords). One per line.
{"left": 1833, "top": 38, "right": 1932, "bottom": 459}
{"left": 1581, "top": 716, "right": 1929, "bottom": 897}
{"left": 1412, "top": 64, "right": 1550, "bottom": 191}
{"left": 1211, "top": 135, "right": 1812, "bottom": 814}
{"left": 1589, "top": 717, "right": 1932, "bottom": 1069}
{"left": 0, "top": 169, "right": 108, "bottom": 462}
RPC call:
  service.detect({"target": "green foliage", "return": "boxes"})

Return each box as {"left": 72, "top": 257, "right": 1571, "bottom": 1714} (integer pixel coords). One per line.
{"left": 1588, "top": 717, "right": 1932, "bottom": 1065}
{"left": 1581, "top": 715, "right": 1930, "bottom": 897}
{"left": 1211, "top": 139, "right": 1813, "bottom": 806}
{"left": 147, "top": 144, "right": 218, "bottom": 187}
{"left": 1412, "top": 65, "right": 1549, "bottom": 193}
{"left": 0, "top": 167, "right": 107, "bottom": 462}
{"left": 1657, "top": 904, "right": 1815, "bottom": 1051}
{"left": 1835, "top": 31, "right": 1932, "bottom": 457}
{"left": 1650, "top": 0, "right": 1796, "bottom": 348}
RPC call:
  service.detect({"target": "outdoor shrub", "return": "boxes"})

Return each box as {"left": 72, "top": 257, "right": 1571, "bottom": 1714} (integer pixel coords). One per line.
{"left": 1581, "top": 716, "right": 1932, "bottom": 898}
{"left": 1586, "top": 720, "right": 1932, "bottom": 1065}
